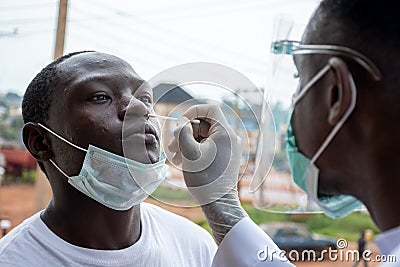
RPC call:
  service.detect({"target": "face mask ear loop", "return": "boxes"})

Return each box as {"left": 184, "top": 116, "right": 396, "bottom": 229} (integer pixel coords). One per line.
{"left": 292, "top": 65, "right": 331, "bottom": 105}
{"left": 37, "top": 123, "right": 87, "bottom": 178}
{"left": 310, "top": 72, "right": 357, "bottom": 164}
{"left": 49, "top": 159, "right": 71, "bottom": 179}
{"left": 37, "top": 123, "right": 87, "bottom": 153}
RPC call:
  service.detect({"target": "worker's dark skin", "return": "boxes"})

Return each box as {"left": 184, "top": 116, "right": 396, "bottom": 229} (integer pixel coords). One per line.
{"left": 291, "top": 10, "right": 400, "bottom": 232}
{"left": 22, "top": 52, "right": 161, "bottom": 250}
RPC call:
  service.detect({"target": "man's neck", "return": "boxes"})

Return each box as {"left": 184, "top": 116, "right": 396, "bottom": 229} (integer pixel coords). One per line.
{"left": 319, "top": 153, "right": 400, "bottom": 232}
{"left": 363, "top": 186, "right": 400, "bottom": 232}
{"left": 356, "top": 160, "right": 400, "bottom": 232}
{"left": 41, "top": 198, "right": 141, "bottom": 250}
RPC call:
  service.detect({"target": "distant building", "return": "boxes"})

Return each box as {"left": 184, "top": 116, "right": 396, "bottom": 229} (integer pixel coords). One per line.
{"left": 153, "top": 83, "right": 204, "bottom": 116}
{"left": 0, "top": 149, "right": 36, "bottom": 177}
{"left": 0, "top": 153, "right": 5, "bottom": 182}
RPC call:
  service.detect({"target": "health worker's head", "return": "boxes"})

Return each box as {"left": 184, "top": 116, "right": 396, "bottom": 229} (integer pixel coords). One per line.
{"left": 290, "top": 0, "right": 400, "bottom": 226}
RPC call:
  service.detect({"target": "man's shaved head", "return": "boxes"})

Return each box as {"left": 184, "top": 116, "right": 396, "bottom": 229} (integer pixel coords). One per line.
{"left": 22, "top": 51, "right": 94, "bottom": 125}
{"left": 306, "top": 0, "right": 400, "bottom": 84}
{"left": 300, "top": 0, "right": 400, "bottom": 127}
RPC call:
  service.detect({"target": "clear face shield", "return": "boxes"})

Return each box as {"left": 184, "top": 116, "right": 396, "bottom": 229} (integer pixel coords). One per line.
{"left": 250, "top": 18, "right": 381, "bottom": 215}
{"left": 132, "top": 63, "right": 264, "bottom": 208}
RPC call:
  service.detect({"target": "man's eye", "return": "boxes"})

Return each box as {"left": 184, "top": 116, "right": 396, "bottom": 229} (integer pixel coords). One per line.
{"left": 139, "top": 95, "right": 152, "bottom": 105}
{"left": 89, "top": 94, "right": 110, "bottom": 102}
{"left": 293, "top": 72, "right": 299, "bottom": 79}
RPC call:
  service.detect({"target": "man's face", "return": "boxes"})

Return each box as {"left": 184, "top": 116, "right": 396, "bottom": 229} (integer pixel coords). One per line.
{"left": 47, "top": 52, "right": 160, "bottom": 176}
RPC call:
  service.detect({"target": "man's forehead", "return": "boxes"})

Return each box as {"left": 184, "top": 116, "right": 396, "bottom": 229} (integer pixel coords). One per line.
{"left": 58, "top": 52, "right": 132, "bottom": 69}
{"left": 57, "top": 52, "right": 138, "bottom": 80}
{"left": 56, "top": 52, "right": 140, "bottom": 86}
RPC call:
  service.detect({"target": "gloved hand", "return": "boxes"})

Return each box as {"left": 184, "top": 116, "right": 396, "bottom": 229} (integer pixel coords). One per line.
{"left": 168, "top": 104, "right": 248, "bottom": 244}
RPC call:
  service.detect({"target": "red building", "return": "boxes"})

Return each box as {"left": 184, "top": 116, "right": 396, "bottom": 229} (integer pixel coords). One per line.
{"left": 0, "top": 149, "right": 36, "bottom": 176}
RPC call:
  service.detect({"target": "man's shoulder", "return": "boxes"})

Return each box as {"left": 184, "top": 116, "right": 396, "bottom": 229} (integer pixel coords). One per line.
{"left": 0, "top": 212, "right": 40, "bottom": 247}
{"left": 141, "top": 202, "right": 199, "bottom": 227}
{"left": 0, "top": 212, "right": 42, "bottom": 265}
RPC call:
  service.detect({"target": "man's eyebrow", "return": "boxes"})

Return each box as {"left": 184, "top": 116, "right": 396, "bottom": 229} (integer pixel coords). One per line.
{"left": 65, "top": 75, "right": 146, "bottom": 92}
{"left": 64, "top": 74, "right": 111, "bottom": 92}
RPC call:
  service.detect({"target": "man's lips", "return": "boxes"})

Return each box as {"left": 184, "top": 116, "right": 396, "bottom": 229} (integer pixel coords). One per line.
{"left": 124, "top": 122, "right": 159, "bottom": 144}
{"left": 144, "top": 123, "right": 159, "bottom": 144}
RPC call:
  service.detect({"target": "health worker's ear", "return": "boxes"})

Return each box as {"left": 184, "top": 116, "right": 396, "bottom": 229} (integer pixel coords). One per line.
{"left": 22, "top": 122, "right": 53, "bottom": 162}
{"left": 326, "top": 57, "right": 354, "bottom": 125}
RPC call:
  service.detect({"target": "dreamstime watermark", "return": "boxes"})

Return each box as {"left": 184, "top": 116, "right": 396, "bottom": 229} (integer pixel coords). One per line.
{"left": 257, "top": 239, "right": 397, "bottom": 263}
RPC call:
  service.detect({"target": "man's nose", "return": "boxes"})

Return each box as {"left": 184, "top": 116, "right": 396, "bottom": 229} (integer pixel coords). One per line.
{"left": 118, "top": 97, "right": 150, "bottom": 121}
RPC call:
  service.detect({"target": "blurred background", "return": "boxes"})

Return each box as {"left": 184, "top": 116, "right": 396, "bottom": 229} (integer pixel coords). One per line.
{"left": 0, "top": 1, "right": 382, "bottom": 265}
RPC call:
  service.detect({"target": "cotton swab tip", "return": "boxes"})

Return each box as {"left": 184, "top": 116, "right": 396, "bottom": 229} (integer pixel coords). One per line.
{"left": 147, "top": 114, "right": 200, "bottom": 124}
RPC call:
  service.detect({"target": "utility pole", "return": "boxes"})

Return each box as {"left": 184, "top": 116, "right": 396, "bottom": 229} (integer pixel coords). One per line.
{"left": 33, "top": 0, "right": 69, "bottom": 212}
{"left": 54, "top": 0, "right": 69, "bottom": 59}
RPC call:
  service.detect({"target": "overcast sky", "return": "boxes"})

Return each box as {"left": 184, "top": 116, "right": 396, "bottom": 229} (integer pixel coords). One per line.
{"left": 0, "top": 0, "right": 319, "bottom": 105}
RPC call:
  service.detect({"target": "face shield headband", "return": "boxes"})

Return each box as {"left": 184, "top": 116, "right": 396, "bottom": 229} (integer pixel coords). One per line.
{"left": 271, "top": 40, "right": 382, "bottom": 82}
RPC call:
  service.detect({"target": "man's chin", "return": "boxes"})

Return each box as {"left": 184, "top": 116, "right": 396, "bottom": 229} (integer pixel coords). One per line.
{"left": 122, "top": 137, "right": 161, "bottom": 163}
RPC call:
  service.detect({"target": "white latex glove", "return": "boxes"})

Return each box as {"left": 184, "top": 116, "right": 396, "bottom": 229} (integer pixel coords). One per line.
{"left": 168, "top": 104, "right": 248, "bottom": 244}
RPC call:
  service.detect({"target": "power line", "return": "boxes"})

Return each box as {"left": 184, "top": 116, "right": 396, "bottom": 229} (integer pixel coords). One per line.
{"left": 69, "top": 17, "right": 268, "bottom": 78}
{"left": 68, "top": 21, "right": 190, "bottom": 64}
{"left": 67, "top": 30, "right": 162, "bottom": 70}
{"left": 88, "top": 0, "right": 298, "bottom": 19}
{"left": 69, "top": 6, "right": 216, "bottom": 58}
{"left": 0, "top": 1, "right": 272, "bottom": 80}
{"left": 0, "top": 17, "right": 54, "bottom": 25}
{"left": 0, "top": 28, "right": 18, "bottom": 37}
{"left": 70, "top": 23, "right": 268, "bottom": 80}
{"left": 83, "top": 0, "right": 269, "bottom": 64}
{"left": 17, "top": 28, "right": 55, "bottom": 37}
{"left": 0, "top": 1, "right": 56, "bottom": 11}
{"left": 68, "top": 19, "right": 266, "bottom": 78}
{"left": 0, "top": 0, "right": 282, "bottom": 70}
{"left": 127, "top": 0, "right": 295, "bottom": 20}
{"left": 71, "top": 2, "right": 269, "bottom": 69}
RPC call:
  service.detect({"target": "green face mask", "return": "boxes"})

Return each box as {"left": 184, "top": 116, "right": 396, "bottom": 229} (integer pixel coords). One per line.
{"left": 286, "top": 111, "right": 362, "bottom": 219}
{"left": 285, "top": 64, "right": 362, "bottom": 219}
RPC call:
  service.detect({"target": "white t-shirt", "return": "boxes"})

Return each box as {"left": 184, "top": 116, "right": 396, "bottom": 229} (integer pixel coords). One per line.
{"left": 0, "top": 203, "right": 217, "bottom": 267}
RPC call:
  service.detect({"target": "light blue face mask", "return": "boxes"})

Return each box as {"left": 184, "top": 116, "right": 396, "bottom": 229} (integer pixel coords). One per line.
{"left": 285, "top": 64, "right": 362, "bottom": 219}
{"left": 38, "top": 123, "right": 169, "bottom": 211}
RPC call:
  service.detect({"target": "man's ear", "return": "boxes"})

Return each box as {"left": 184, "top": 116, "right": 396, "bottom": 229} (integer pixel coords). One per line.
{"left": 327, "top": 57, "right": 353, "bottom": 125}
{"left": 22, "top": 123, "right": 53, "bottom": 162}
